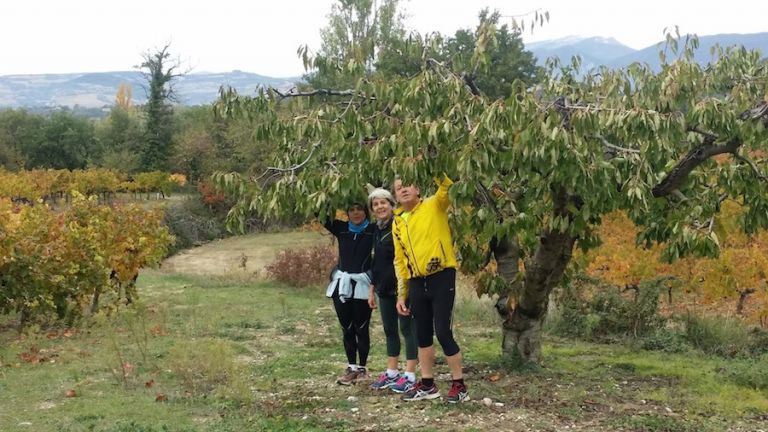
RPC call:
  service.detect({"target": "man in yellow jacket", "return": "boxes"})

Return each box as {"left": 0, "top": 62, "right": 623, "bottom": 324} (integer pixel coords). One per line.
{"left": 393, "top": 175, "right": 468, "bottom": 403}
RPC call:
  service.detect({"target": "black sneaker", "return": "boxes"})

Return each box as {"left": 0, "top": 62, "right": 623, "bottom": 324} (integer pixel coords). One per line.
{"left": 401, "top": 381, "right": 440, "bottom": 401}
{"left": 390, "top": 376, "right": 415, "bottom": 393}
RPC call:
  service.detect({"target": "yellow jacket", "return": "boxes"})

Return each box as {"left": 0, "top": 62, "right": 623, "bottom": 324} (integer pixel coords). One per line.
{"left": 393, "top": 176, "right": 457, "bottom": 300}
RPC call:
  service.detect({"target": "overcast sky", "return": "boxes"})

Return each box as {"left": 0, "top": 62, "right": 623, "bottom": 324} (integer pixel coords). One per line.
{"left": 1, "top": 0, "right": 766, "bottom": 77}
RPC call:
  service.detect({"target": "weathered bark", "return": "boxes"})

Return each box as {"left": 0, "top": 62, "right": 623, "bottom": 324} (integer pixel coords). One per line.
{"left": 502, "top": 309, "right": 544, "bottom": 364}
{"left": 492, "top": 236, "right": 546, "bottom": 364}
{"left": 492, "top": 236, "right": 521, "bottom": 316}
{"left": 502, "top": 230, "right": 576, "bottom": 365}
{"left": 652, "top": 138, "right": 740, "bottom": 198}
{"left": 496, "top": 188, "right": 578, "bottom": 365}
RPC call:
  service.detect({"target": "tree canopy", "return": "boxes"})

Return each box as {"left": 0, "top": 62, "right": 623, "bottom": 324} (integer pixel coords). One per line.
{"left": 215, "top": 22, "right": 768, "bottom": 364}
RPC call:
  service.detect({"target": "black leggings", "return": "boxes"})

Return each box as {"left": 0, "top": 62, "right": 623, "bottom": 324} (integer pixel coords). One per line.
{"left": 378, "top": 295, "right": 418, "bottom": 360}
{"left": 408, "top": 268, "right": 460, "bottom": 356}
{"left": 332, "top": 291, "right": 372, "bottom": 367}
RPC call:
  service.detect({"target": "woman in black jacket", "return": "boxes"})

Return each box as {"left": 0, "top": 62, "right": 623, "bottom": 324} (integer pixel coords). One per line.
{"left": 366, "top": 188, "right": 418, "bottom": 393}
{"left": 324, "top": 202, "right": 376, "bottom": 385}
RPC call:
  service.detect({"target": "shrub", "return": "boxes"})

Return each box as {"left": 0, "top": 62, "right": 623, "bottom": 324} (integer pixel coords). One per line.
{"left": 163, "top": 196, "right": 228, "bottom": 254}
{"left": 163, "top": 192, "right": 304, "bottom": 256}
{"left": 718, "top": 354, "right": 768, "bottom": 390}
{"left": 266, "top": 244, "right": 338, "bottom": 287}
{"left": 683, "top": 314, "right": 768, "bottom": 358}
{"left": 640, "top": 327, "right": 691, "bottom": 353}
{"left": 548, "top": 284, "right": 588, "bottom": 337}
{"left": 167, "top": 338, "right": 250, "bottom": 401}
{"left": 550, "top": 276, "right": 666, "bottom": 341}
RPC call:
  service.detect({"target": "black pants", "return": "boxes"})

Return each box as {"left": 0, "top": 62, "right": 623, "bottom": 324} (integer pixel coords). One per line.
{"left": 378, "top": 295, "right": 418, "bottom": 360}
{"left": 408, "top": 268, "right": 460, "bottom": 356}
{"left": 332, "top": 290, "right": 372, "bottom": 367}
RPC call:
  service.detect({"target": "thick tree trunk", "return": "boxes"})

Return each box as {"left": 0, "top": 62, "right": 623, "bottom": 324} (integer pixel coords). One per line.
{"left": 502, "top": 308, "right": 545, "bottom": 364}
{"left": 502, "top": 232, "right": 575, "bottom": 365}
{"left": 495, "top": 188, "right": 578, "bottom": 365}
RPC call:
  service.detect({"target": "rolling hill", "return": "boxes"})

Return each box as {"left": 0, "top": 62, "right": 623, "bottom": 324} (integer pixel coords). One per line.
{"left": 1, "top": 32, "right": 765, "bottom": 110}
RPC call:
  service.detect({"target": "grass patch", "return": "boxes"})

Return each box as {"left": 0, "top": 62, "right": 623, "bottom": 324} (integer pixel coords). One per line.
{"left": 1, "top": 232, "right": 767, "bottom": 431}
{"left": 545, "top": 339, "right": 768, "bottom": 417}
{"left": 609, "top": 414, "right": 706, "bottom": 432}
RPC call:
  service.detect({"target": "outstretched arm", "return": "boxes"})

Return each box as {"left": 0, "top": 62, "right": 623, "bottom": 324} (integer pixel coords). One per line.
{"left": 433, "top": 175, "right": 454, "bottom": 211}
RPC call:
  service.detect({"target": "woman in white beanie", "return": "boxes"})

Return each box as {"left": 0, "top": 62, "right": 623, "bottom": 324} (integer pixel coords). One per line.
{"left": 367, "top": 188, "right": 418, "bottom": 393}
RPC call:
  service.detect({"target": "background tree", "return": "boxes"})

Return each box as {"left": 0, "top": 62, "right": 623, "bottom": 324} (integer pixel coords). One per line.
{"left": 96, "top": 86, "right": 144, "bottom": 172}
{"left": 0, "top": 109, "right": 40, "bottom": 170}
{"left": 302, "top": 0, "right": 406, "bottom": 89}
{"left": 309, "top": 6, "right": 540, "bottom": 95}
{"left": 96, "top": 106, "right": 143, "bottom": 172}
{"left": 115, "top": 83, "right": 134, "bottom": 110}
{"left": 170, "top": 106, "right": 218, "bottom": 182}
{"left": 23, "top": 111, "right": 98, "bottom": 170}
{"left": 139, "top": 44, "right": 181, "bottom": 171}
{"left": 0, "top": 109, "right": 103, "bottom": 170}
{"left": 440, "top": 9, "right": 540, "bottom": 99}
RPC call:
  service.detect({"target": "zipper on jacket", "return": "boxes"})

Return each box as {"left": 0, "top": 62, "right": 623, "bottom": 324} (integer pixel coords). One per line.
{"left": 439, "top": 241, "right": 447, "bottom": 263}
{"left": 398, "top": 215, "right": 423, "bottom": 278}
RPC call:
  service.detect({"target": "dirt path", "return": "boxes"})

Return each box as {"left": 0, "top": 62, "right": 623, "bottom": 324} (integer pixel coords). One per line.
{"left": 162, "top": 231, "right": 329, "bottom": 275}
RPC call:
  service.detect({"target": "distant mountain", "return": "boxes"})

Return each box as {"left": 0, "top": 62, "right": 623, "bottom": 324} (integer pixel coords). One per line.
{"left": 527, "top": 36, "right": 636, "bottom": 69}
{"left": 4, "top": 32, "right": 766, "bottom": 110}
{"left": 608, "top": 33, "right": 768, "bottom": 70}
{"left": 527, "top": 32, "right": 768, "bottom": 71}
{"left": 0, "top": 70, "right": 299, "bottom": 109}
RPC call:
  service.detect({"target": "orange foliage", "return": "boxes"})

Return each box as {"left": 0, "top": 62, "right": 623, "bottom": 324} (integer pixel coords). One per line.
{"left": 168, "top": 173, "right": 187, "bottom": 187}
{"left": 115, "top": 83, "right": 133, "bottom": 110}
{"left": 0, "top": 193, "right": 173, "bottom": 321}
{"left": 197, "top": 181, "right": 226, "bottom": 205}
{"left": 0, "top": 169, "right": 178, "bottom": 202}
{"left": 581, "top": 204, "right": 768, "bottom": 325}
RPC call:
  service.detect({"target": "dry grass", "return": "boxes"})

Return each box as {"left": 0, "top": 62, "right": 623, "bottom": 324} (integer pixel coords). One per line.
{"left": 162, "top": 230, "right": 330, "bottom": 276}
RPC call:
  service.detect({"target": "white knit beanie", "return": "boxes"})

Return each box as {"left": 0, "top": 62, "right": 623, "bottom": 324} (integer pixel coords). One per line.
{"left": 367, "top": 188, "right": 396, "bottom": 210}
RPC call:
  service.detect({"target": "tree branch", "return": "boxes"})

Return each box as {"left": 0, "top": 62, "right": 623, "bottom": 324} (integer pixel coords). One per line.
{"left": 254, "top": 142, "right": 321, "bottom": 182}
{"left": 733, "top": 153, "right": 768, "bottom": 181}
{"left": 687, "top": 127, "right": 717, "bottom": 142}
{"left": 597, "top": 135, "right": 641, "bottom": 154}
{"left": 273, "top": 88, "right": 357, "bottom": 98}
{"left": 462, "top": 73, "right": 482, "bottom": 97}
{"left": 652, "top": 138, "right": 741, "bottom": 198}
{"left": 425, "top": 58, "right": 484, "bottom": 98}
{"left": 652, "top": 100, "right": 768, "bottom": 198}
{"left": 739, "top": 100, "right": 768, "bottom": 121}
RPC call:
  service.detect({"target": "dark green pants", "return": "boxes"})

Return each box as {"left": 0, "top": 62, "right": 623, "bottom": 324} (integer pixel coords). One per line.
{"left": 377, "top": 294, "right": 418, "bottom": 360}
